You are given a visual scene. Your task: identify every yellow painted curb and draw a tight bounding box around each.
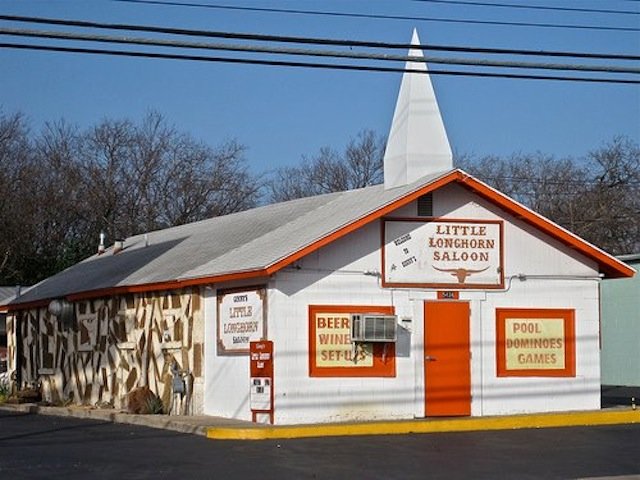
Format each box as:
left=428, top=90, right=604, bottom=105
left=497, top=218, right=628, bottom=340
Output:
left=206, top=409, right=640, bottom=440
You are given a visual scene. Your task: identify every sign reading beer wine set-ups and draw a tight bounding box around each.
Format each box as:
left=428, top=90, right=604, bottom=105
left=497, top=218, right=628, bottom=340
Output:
left=217, top=287, right=266, bottom=354
left=383, top=219, right=503, bottom=288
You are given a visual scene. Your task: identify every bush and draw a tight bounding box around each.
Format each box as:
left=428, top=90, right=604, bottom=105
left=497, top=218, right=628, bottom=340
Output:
left=127, top=386, right=165, bottom=414
left=144, top=395, right=165, bottom=415
left=0, top=373, right=10, bottom=403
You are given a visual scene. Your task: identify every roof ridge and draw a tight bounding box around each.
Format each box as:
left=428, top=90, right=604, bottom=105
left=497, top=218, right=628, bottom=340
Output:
left=228, top=172, right=451, bottom=272
left=124, top=188, right=351, bottom=243
left=177, top=188, right=358, bottom=280
left=255, top=177, right=439, bottom=271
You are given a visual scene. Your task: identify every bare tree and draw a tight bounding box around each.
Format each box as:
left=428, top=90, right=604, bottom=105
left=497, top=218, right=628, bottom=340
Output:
left=0, top=111, right=34, bottom=283
left=158, top=138, right=261, bottom=226
left=267, top=129, right=385, bottom=202
left=32, top=121, right=90, bottom=275
left=458, top=137, right=640, bottom=255
left=579, top=136, right=640, bottom=254
left=79, top=112, right=261, bottom=238
left=0, top=110, right=261, bottom=285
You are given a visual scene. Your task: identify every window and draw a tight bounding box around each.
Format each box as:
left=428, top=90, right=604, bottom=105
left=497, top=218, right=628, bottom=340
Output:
left=496, top=308, right=576, bottom=377
left=417, top=193, right=433, bottom=217
left=308, top=305, right=396, bottom=377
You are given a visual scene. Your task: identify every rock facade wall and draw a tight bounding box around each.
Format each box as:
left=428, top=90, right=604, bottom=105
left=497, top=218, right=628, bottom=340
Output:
left=7, top=288, right=204, bottom=413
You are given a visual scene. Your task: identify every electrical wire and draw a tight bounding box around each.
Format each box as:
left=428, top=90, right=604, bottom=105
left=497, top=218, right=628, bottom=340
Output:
left=468, top=176, right=640, bottom=186
left=3, top=28, right=638, bottom=75
left=410, top=0, right=640, bottom=16
left=2, top=41, right=638, bottom=84
left=108, top=0, right=640, bottom=32
left=1, top=15, right=638, bottom=61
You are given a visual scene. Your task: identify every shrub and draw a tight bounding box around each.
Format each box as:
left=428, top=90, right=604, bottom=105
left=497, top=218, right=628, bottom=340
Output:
left=144, top=395, right=165, bottom=415
left=0, top=373, right=10, bottom=403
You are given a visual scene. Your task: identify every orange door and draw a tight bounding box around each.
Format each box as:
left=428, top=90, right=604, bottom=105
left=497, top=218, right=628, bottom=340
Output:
left=424, top=301, right=471, bottom=417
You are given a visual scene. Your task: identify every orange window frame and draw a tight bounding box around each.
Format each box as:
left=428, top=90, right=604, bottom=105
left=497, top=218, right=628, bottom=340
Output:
left=308, top=305, right=396, bottom=378
left=496, top=308, right=576, bottom=378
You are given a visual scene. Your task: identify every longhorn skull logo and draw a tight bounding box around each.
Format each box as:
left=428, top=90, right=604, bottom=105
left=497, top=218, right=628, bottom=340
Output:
left=432, top=265, right=490, bottom=284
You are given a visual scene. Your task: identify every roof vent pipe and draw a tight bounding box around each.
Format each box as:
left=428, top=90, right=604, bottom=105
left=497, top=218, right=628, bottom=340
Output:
left=98, top=231, right=106, bottom=255
left=113, top=239, right=124, bottom=255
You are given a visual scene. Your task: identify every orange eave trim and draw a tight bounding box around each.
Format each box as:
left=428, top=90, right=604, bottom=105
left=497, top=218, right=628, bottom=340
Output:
left=5, top=172, right=458, bottom=311
left=265, top=171, right=462, bottom=275
left=65, top=269, right=271, bottom=301
left=5, top=269, right=270, bottom=311
left=453, top=172, right=634, bottom=279
left=266, top=169, right=632, bottom=279
left=5, top=169, right=632, bottom=311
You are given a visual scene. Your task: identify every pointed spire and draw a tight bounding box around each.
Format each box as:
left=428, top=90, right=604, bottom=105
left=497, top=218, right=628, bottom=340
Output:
left=383, top=29, right=452, bottom=190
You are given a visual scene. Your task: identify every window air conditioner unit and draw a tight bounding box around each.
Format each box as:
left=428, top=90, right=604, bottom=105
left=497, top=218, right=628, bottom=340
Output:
left=351, top=314, right=397, bottom=342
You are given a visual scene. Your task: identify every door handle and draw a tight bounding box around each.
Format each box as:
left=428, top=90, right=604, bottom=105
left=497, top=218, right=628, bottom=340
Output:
left=425, top=355, right=437, bottom=361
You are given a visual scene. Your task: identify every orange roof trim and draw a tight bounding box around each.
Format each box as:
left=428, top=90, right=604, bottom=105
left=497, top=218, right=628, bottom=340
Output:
left=453, top=171, right=634, bottom=279
left=267, top=169, right=633, bottom=279
left=6, top=170, right=633, bottom=310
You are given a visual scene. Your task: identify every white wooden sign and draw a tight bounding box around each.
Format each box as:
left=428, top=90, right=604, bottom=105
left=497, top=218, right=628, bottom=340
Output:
left=383, top=219, right=503, bottom=288
left=217, top=288, right=266, bottom=354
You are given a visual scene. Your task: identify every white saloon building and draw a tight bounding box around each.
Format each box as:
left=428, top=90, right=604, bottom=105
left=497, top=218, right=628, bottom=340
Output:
left=5, top=32, right=633, bottom=424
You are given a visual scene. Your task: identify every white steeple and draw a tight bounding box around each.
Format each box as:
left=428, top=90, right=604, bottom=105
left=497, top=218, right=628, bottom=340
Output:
left=383, top=29, right=453, bottom=190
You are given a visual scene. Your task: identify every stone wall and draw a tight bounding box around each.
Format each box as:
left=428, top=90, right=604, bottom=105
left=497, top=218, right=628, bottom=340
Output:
left=7, top=287, right=204, bottom=414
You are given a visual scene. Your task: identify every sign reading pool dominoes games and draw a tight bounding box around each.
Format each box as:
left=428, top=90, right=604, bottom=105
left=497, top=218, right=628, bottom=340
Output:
left=505, top=318, right=565, bottom=370
left=383, top=219, right=503, bottom=288
left=496, top=309, right=576, bottom=377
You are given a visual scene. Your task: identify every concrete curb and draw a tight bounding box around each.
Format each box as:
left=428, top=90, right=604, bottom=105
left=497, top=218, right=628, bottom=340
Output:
left=4, top=403, right=640, bottom=441
left=206, top=409, right=640, bottom=440
left=0, top=403, right=208, bottom=436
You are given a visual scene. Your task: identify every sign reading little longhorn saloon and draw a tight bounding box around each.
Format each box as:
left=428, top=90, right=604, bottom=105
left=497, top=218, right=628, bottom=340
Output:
left=218, top=288, right=266, bottom=354
left=383, top=219, right=503, bottom=287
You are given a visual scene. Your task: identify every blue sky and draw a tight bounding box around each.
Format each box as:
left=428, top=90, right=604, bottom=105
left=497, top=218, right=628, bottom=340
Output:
left=0, top=0, right=638, bottom=175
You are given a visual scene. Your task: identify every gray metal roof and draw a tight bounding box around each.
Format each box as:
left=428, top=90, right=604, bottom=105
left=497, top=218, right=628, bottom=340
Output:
left=0, top=287, right=18, bottom=305
left=0, top=286, right=33, bottom=307
left=618, top=253, right=640, bottom=264
left=12, top=171, right=451, bottom=305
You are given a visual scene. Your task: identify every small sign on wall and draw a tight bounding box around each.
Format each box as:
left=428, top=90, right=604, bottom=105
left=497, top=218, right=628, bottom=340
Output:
left=383, top=219, right=504, bottom=289
left=217, top=287, right=266, bottom=354
left=437, top=291, right=459, bottom=300
left=250, top=340, right=274, bottom=423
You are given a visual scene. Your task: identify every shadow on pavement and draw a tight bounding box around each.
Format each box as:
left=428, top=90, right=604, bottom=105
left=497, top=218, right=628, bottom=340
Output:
left=602, top=385, right=640, bottom=409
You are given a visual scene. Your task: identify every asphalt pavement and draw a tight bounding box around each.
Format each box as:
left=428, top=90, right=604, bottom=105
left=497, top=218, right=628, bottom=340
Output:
left=1, top=409, right=640, bottom=479
left=2, top=399, right=640, bottom=440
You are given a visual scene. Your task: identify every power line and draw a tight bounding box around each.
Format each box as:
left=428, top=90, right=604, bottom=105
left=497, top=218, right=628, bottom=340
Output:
left=2, top=41, right=638, bottom=84
left=473, top=176, right=640, bottom=186
left=3, top=28, right=639, bottom=75
left=108, top=0, right=640, bottom=33
left=1, top=15, right=638, bottom=61
left=410, top=0, right=640, bottom=16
